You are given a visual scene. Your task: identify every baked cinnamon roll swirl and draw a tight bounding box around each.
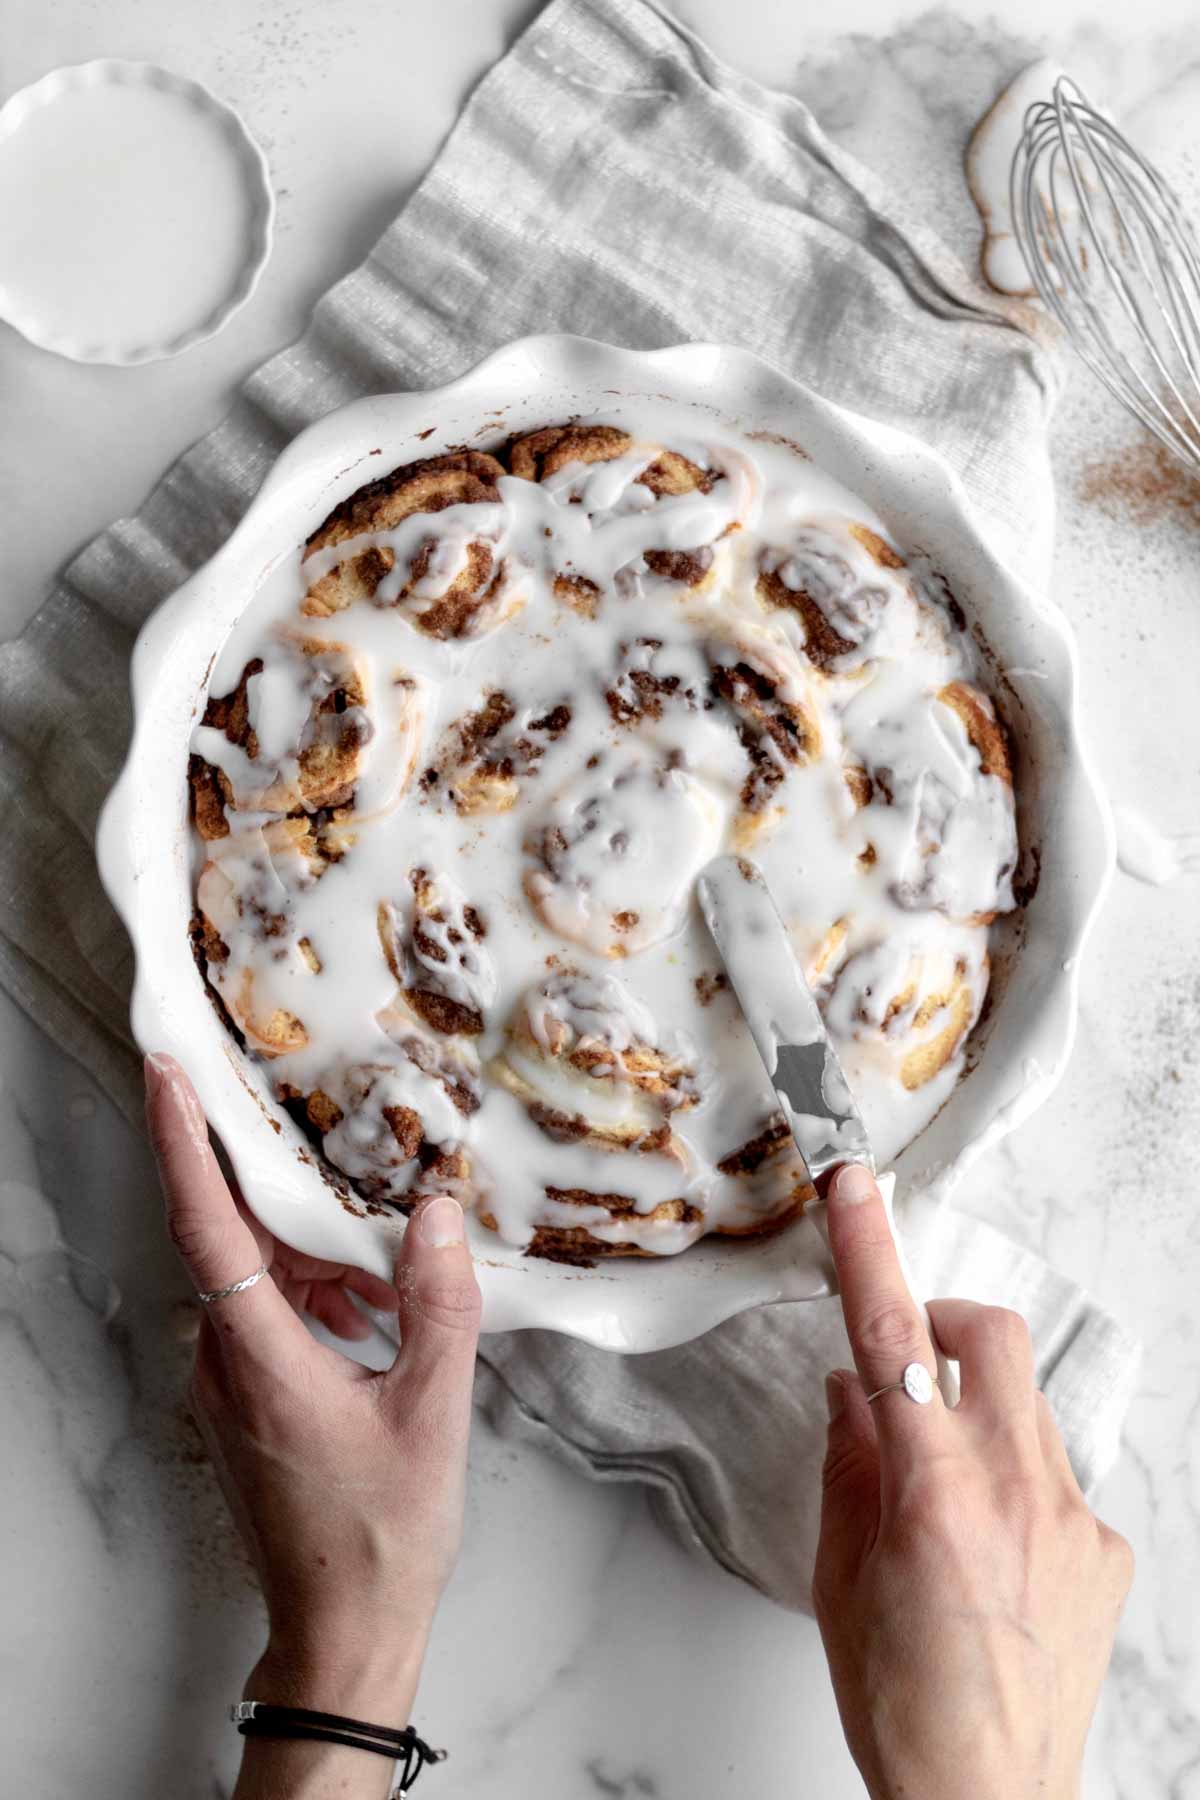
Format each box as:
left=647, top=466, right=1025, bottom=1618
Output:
left=523, top=752, right=724, bottom=957
left=824, top=937, right=985, bottom=1093
left=756, top=517, right=944, bottom=676
left=286, top=1052, right=474, bottom=1209
left=508, top=420, right=754, bottom=608
left=705, top=621, right=822, bottom=836
left=712, top=1114, right=816, bottom=1236
left=493, top=968, right=698, bottom=1151
left=508, top=1192, right=705, bottom=1265
left=605, top=637, right=707, bottom=727
left=418, top=691, right=572, bottom=816
left=845, top=675, right=1016, bottom=923
left=188, top=636, right=394, bottom=838
left=509, top=423, right=720, bottom=517
left=193, top=818, right=328, bottom=1055
left=378, top=868, right=496, bottom=1037
left=301, top=448, right=523, bottom=641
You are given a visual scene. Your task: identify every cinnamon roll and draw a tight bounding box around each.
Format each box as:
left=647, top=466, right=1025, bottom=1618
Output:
left=523, top=752, right=724, bottom=957
left=301, top=449, right=523, bottom=641
left=756, top=517, right=939, bottom=675
left=285, top=1051, right=474, bottom=1209
left=492, top=968, right=698, bottom=1152
left=706, top=620, right=822, bottom=822
left=845, top=675, right=1016, bottom=923
left=508, top=420, right=754, bottom=609
left=193, top=818, right=327, bottom=1055
left=824, top=937, right=985, bottom=1092
left=378, top=868, right=496, bottom=1037
left=188, top=636, right=398, bottom=838
left=712, top=1114, right=816, bottom=1236
left=498, top=1192, right=705, bottom=1266
left=605, top=636, right=707, bottom=727
left=418, top=691, right=573, bottom=816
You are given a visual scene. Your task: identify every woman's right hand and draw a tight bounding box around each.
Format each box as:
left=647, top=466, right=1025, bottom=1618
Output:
left=814, top=1164, right=1133, bottom=1800
left=146, top=1052, right=481, bottom=1798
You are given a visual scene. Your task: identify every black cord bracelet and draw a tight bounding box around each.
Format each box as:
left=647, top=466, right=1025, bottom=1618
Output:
left=231, top=1702, right=447, bottom=1796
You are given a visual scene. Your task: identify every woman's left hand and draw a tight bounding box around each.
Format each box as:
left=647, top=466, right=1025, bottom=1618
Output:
left=145, top=1051, right=482, bottom=1745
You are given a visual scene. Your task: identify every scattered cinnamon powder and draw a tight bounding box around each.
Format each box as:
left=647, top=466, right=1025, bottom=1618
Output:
left=1079, top=433, right=1200, bottom=529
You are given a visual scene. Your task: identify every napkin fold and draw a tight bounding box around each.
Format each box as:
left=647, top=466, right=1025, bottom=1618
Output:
left=0, top=0, right=1138, bottom=1607
left=476, top=1200, right=1141, bottom=1602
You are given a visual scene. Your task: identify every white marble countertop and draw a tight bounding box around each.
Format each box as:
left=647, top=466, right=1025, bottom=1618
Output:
left=2, top=2, right=1198, bottom=1795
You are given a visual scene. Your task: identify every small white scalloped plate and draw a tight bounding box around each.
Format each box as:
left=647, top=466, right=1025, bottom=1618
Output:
left=97, top=336, right=1114, bottom=1352
left=0, top=60, right=274, bottom=364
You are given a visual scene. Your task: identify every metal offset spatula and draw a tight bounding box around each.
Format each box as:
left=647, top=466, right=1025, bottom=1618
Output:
left=696, top=855, right=873, bottom=1187
left=697, top=855, right=956, bottom=1399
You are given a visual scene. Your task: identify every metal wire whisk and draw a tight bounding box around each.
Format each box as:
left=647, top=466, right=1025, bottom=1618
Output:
left=1011, top=75, right=1200, bottom=476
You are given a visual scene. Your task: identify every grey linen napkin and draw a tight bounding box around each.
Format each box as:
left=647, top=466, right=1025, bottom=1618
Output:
left=0, top=0, right=1139, bottom=1606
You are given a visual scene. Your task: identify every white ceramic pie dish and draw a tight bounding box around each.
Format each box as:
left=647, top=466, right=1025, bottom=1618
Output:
left=0, top=61, right=274, bottom=365
left=97, top=335, right=1112, bottom=1352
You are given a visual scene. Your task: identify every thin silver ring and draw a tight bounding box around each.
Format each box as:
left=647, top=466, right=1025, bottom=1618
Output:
left=196, top=1262, right=269, bottom=1305
left=865, top=1361, right=939, bottom=1406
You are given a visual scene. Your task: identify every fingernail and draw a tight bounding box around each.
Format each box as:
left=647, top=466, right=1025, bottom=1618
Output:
left=825, top=1372, right=846, bottom=1421
left=419, top=1196, right=465, bottom=1248
left=144, top=1052, right=173, bottom=1094
left=830, top=1163, right=878, bottom=1206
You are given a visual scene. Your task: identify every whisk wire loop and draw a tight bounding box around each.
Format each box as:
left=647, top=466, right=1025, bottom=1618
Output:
left=1011, top=75, right=1200, bottom=474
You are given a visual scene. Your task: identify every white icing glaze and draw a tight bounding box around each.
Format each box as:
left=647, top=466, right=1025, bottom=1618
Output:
left=967, top=58, right=1064, bottom=297
left=527, top=968, right=661, bottom=1055
left=189, top=407, right=1019, bottom=1255
left=1114, top=806, right=1200, bottom=886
